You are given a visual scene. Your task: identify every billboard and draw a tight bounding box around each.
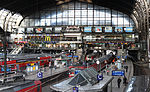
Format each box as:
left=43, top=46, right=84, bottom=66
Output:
left=95, top=27, right=102, bottom=32
left=45, top=27, right=53, bottom=33
left=26, top=28, right=34, bottom=33
left=54, top=27, right=62, bottom=33
left=35, top=28, right=43, bottom=33
left=105, top=27, right=112, bottom=32
left=115, top=27, right=123, bottom=32
left=124, top=27, right=133, bottom=32
left=84, top=27, right=92, bottom=32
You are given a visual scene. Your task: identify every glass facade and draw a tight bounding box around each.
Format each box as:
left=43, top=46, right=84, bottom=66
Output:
left=0, top=9, right=23, bottom=32
left=21, top=1, right=134, bottom=27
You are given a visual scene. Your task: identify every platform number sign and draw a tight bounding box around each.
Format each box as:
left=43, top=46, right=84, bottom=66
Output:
left=73, top=87, right=78, bottom=92
left=97, top=74, right=103, bottom=81
left=37, top=72, right=43, bottom=78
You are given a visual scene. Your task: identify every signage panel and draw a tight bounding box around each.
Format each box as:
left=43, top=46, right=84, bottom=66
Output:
left=26, top=28, right=34, bottom=33
left=54, top=27, right=62, bottom=33
left=84, top=27, right=92, bottom=32
left=105, top=27, right=112, bottom=32
left=45, top=27, right=53, bottom=33
left=35, top=28, right=43, bottom=33
left=112, top=70, right=125, bottom=76
left=95, top=27, right=102, bottom=32
left=124, top=27, right=133, bottom=32
left=115, top=27, right=123, bottom=32
left=73, top=87, right=78, bottom=92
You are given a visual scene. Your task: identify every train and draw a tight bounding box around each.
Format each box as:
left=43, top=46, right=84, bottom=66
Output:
left=69, top=53, right=116, bottom=77
left=0, top=54, right=52, bottom=74
left=0, top=80, right=42, bottom=92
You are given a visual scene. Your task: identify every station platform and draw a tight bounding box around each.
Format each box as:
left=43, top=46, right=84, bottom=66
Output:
left=25, top=67, right=69, bottom=81
left=107, top=59, right=134, bottom=92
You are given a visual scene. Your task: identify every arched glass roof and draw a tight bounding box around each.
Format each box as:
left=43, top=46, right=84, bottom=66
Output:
left=0, top=9, right=23, bottom=32
left=21, top=1, right=134, bottom=27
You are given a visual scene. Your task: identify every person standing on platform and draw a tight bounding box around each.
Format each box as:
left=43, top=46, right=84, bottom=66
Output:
left=123, top=76, right=127, bottom=86
left=117, top=77, right=122, bottom=88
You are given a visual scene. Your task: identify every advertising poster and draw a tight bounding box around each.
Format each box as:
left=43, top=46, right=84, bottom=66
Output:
left=115, top=27, right=123, bottom=32
left=84, top=27, right=92, bottom=32
left=95, top=27, right=102, bottom=32
left=54, top=27, right=62, bottom=33
left=35, top=28, right=43, bottom=33
left=124, top=27, right=133, bottom=32
left=45, top=27, right=53, bottom=33
left=105, top=27, right=112, bottom=32
left=18, top=28, right=25, bottom=33
left=26, top=28, right=34, bottom=33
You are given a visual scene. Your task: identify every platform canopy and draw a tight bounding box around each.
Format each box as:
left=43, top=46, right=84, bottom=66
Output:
left=68, top=67, right=98, bottom=86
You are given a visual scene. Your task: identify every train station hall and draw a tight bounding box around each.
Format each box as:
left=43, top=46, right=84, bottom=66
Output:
left=0, top=0, right=149, bottom=92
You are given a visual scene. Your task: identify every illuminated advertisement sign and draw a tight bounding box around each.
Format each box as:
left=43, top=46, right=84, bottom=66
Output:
left=124, top=27, right=133, bottom=32
left=95, top=27, right=102, bottom=32
left=105, top=27, right=112, bottom=32
left=45, top=27, right=53, bottom=33
left=35, top=28, right=43, bottom=33
left=26, top=28, right=34, bottom=33
left=54, top=27, right=62, bottom=33
left=66, top=26, right=80, bottom=32
left=115, top=27, right=123, bottom=32
left=18, top=28, right=25, bottom=33
left=84, top=27, right=92, bottom=32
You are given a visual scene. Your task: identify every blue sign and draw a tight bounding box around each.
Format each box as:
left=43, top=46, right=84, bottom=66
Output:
left=112, top=70, right=125, bottom=76
left=97, top=74, right=103, bottom=80
left=84, top=27, right=92, bottom=32
left=73, top=87, right=78, bottom=92
left=75, top=70, right=80, bottom=74
left=68, top=55, right=72, bottom=57
left=124, top=27, right=133, bottom=32
left=117, top=56, right=120, bottom=59
left=37, top=72, right=43, bottom=78
left=73, top=55, right=78, bottom=58
left=115, top=27, right=123, bottom=32
left=1, top=67, right=11, bottom=72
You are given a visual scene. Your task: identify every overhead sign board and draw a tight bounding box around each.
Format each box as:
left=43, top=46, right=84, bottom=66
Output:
left=112, top=70, right=125, bottom=76
left=97, top=74, right=103, bottom=80
left=37, top=72, right=43, bottom=78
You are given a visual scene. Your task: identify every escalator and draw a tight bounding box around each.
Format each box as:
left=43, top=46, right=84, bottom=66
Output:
left=9, top=45, right=24, bottom=55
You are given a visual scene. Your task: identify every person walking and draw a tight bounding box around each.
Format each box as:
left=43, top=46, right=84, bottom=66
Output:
left=123, top=76, right=127, bottom=86
left=117, top=77, right=122, bottom=88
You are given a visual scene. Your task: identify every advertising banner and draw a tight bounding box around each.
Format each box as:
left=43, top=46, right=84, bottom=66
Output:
left=124, top=27, right=133, bottom=32
left=45, top=27, right=53, bottom=33
left=105, top=27, right=112, bottom=32
left=26, top=28, right=34, bottom=33
left=115, top=27, right=123, bottom=32
left=84, top=27, right=92, bottom=32
left=95, top=27, right=102, bottom=32
left=35, top=28, right=43, bottom=33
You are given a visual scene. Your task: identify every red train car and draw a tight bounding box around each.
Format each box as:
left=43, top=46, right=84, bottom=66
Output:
left=0, top=80, right=42, bottom=92
left=69, top=53, right=115, bottom=77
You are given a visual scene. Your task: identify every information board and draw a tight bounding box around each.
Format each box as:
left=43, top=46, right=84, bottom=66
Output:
left=112, top=70, right=125, bottom=76
left=84, top=27, right=92, bottom=32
